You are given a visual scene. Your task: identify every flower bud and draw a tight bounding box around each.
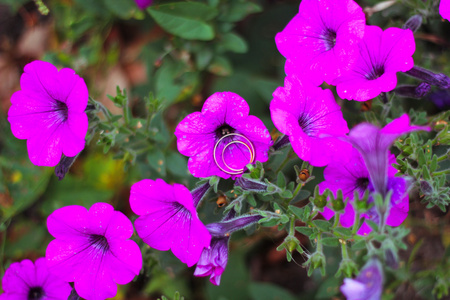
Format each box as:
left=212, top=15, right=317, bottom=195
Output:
left=402, top=15, right=422, bottom=32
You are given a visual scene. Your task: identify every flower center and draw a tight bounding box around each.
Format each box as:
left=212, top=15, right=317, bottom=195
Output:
left=88, top=234, right=110, bottom=253
left=28, top=287, right=44, bottom=300
left=298, top=114, right=311, bottom=134
left=365, top=65, right=385, bottom=80
left=55, top=100, right=69, bottom=122
left=356, top=177, right=370, bottom=192
left=321, top=28, right=337, bottom=51
left=215, top=124, right=235, bottom=138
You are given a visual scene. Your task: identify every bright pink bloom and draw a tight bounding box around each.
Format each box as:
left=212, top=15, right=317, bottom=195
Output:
left=46, top=203, right=142, bottom=300
left=270, top=75, right=350, bottom=166
left=440, top=0, right=450, bottom=21
left=175, top=92, right=272, bottom=179
left=194, top=236, right=229, bottom=286
left=334, top=26, right=415, bottom=101
left=275, top=0, right=365, bottom=86
left=129, top=178, right=211, bottom=267
left=341, top=258, right=383, bottom=300
left=8, top=60, right=88, bottom=166
left=135, top=0, right=153, bottom=9
left=0, top=258, right=71, bottom=300
left=319, top=149, right=409, bottom=235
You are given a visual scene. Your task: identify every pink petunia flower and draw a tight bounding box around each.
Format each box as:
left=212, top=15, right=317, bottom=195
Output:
left=270, top=75, right=350, bottom=167
left=134, top=0, right=153, bottom=10
left=46, top=203, right=142, bottom=300
left=175, top=92, right=272, bottom=179
left=440, top=0, right=450, bottom=21
left=8, top=60, right=88, bottom=167
left=341, top=258, right=383, bottom=300
left=194, top=236, right=229, bottom=286
left=129, top=178, right=211, bottom=267
left=275, top=0, right=365, bottom=86
left=0, top=257, right=71, bottom=300
left=319, top=149, right=409, bottom=235
left=334, top=26, right=415, bottom=101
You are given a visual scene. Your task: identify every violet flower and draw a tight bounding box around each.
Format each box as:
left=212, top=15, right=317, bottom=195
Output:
left=441, top=0, right=450, bottom=21
left=319, top=149, right=409, bottom=235
left=334, top=26, right=415, bottom=101
left=135, top=0, right=153, bottom=10
left=193, top=236, right=229, bottom=286
left=341, top=258, right=383, bottom=300
left=270, top=75, right=351, bottom=166
left=193, top=214, right=262, bottom=285
left=175, top=92, right=272, bottom=179
left=347, top=114, right=429, bottom=197
left=8, top=60, right=88, bottom=166
left=46, top=203, right=142, bottom=300
left=129, top=178, right=211, bottom=267
left=0, top=257, right=71, bottom=300
left=275, top=0, right=365, bottom=86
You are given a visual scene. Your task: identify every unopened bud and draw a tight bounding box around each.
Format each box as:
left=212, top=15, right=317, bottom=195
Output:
left=298, top=169, right=310, bottom=182
left=402, top=15, right=422, bottom=32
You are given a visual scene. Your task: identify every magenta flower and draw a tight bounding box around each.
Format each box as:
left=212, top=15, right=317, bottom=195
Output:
left=319, top=149, right=409, bottom=235
left=334, top=26, right=415, bottom=101
left=129, top=178, right=211, bottom=267
left=441, top=0, right=450, bottom=21
left=46, top=203, right=142, bottom=300
left=275, top=0, right=365, bottom=86
left=347, top=114, right=429, bottom=196
left=193, top=236, right=229, bottom=286
left=341, top=258, right=383, bottom=300
left=8, top=60, right=88, bottom=166
left=175, top=92, right=272, bottom=179
left=270, top=75, right=351, bottom=166
left=135, top=0, right=153, bottom=10
left=0, top=257, right=71, bottom=300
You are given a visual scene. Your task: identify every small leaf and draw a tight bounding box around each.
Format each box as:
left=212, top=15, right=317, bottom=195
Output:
left=322, top=237, right=340, bottom=247
left=295, top=226, right=314, bottom=236
left=333, top=227, right=353, bottom=239
left=280, top=190, right=293, bottom=199
left=289, top=205, right=305, bottom=220
left=276, top=172, right=286, bottom=188
left=312, top=220, right=332, bottom=232
left=351, top=240, right=366, bottom=251
left=365, top=220, right=379, bottom=232
left=217, top=32, right=248, bottom=53
left=148, top=3, right=218, bottom=40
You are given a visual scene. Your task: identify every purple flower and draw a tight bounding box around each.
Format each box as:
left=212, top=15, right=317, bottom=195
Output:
left=270, top=75, right=351, bottom=166
left=341, top=258, right=383, bottom=300
left=129, top=178, right=211, bottom=267
left=193, top=236, right=229, bottom=286
left=0, top=257, right=71, bottom=300
left=46, top=202, right=142, bottom=300
left=8, top=60, right=88, bottom=166
left=135, top=0, right=153, bottom=9
left=319, top=149, right=409, bottom=235
left=175, top=92, right=272, bottom=179
left=441, top=0, right=450, bottom=21
left=347, top=114, right=429, bottom=196
left=275, top=0, right=365, bottom=86
left=334, top=26, right=415, bottom=101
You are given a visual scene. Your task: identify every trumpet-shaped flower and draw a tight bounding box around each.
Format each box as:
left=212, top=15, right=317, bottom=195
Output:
left=175, top=92, right=272, bottom=179
left=319, top=149, right=409, bottom=235
left=275, top=0, right=365, bottom=86
left=8, top=60, right=88, bottom=166
left=129, top=178, right=211, bottom=267
left=46, top=203, right=142, bottom=300
left=341, top=258, right=383, bottom=300
left=441, top=0, right=450, bottom=21
left=135, top=0, right=153, bottom=9
left=194, top=236, right=229, bottom=286
left=334, top=26, right=415, bottom=101
left=0, top=258, right=71, bottom=300
left=270, top=75, right=350, bottom=166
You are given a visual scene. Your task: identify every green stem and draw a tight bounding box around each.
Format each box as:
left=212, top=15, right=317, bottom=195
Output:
left=433, top=169, right=450, bottom=176
left=333, top=212, right=341, bottom=228
left=351, top=212, right=361, bottom=235
left=317, top=232, right=323, bottom=252
left=123, top=95, right=131, bottom=127
left=436, top=153, right=449, bottom=162
left=0, top=219, right=11, bottom=276
left=289, top=215, right=296, bottom=236
left=341, top=241, right=349, bottom=260
left=95, top=100, right=113, bottom=123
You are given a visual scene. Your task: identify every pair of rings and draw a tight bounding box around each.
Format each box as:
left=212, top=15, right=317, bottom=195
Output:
left=213, top=133, right=256, bottom=175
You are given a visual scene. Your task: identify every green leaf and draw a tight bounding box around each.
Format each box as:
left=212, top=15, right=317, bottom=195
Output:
left=365, top=220, right=379, bottom=232
left=166, top=152, right=189, bottom=177
left=148, top=3, right=217, bottom=40
left=101, top=0, right=135, bottom=18
left=276, top=172, right=286, bottom=188
left=333, top=227, right=353, bottom=239
left=295, top=226, right=314, bottom=236
left=351, top=240, right=366, bottom=251
left=312, top=220, right=332, bottom=232
left=217, top=32, right=248, bottom=53
left=289, top=205, right=304, bottom=220
left=147, top=149, right=166, bottom=176
left=219, top=2, right=263, bottom=22
left=280, top=190, right=293, bottom=199
left=322, top=237, right=340, bottom=247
